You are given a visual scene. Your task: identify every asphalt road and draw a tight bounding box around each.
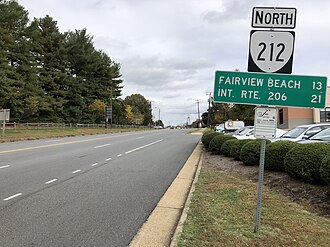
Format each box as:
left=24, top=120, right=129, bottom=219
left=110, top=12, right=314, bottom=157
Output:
left=0, top=129, right=200, bottom=247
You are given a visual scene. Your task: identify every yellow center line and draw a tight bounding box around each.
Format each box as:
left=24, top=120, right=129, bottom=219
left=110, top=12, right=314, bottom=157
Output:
left=0, top=133, right=132, bottom=154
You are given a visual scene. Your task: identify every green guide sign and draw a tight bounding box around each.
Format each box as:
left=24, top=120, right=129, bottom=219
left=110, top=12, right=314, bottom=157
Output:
left=213, top=71, right=327, bottom=108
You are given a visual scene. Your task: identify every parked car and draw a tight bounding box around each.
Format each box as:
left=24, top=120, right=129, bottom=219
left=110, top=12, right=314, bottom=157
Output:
left=229, top=126, right=254, bottom=137
left=272, top=123, right=330, bottom=142
left=234, top=127, right=286, bottom=140
left=297, top=127, right=330, bottom=143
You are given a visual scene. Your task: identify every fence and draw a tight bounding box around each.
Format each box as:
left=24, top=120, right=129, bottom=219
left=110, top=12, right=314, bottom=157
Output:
left=3, top=122, right=149, bottom=130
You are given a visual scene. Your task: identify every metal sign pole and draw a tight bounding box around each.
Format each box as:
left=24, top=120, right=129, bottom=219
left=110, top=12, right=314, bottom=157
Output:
left=254, top=138, right=267, bottom=233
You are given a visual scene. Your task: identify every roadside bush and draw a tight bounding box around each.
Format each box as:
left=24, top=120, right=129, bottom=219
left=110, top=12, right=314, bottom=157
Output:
left=265, top=141, right=300, bottom=171
left=230, top=139, right=253, bottom=161
left=209, top=135, right=236, bottom=155
left=230, top=139, right=253, bottom=160
left=320, top=155, right=330, bottom=184
left=220, top=139, right=238, bottom=157
left=202, top=131, right=221, bottom=151
left=240, top=139, right=270, bottom=166
left=284, top=143, right=330, bottom=183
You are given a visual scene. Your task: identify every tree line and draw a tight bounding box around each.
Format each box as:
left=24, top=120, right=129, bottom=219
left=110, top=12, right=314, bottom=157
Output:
left=0, top=0, right=152, bottom=126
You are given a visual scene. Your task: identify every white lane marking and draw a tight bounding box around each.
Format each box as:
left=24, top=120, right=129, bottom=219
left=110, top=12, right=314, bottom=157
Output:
left=91, top=163, right=99, bottom=167
left=0, top=165, right=10, bottom=169
left=94, top=144, right=111, bottom=149
left=45, top=179, right=58, bottom=184
left=3, top=193, right=22, bottom=201
left=136, top=136, right=145, bottom=139
left=117, top=154, right=122, bottom=157
left=105, top=158, right=112, bottom=161
left=45, top=139, right=63, bottom=143
left=72, top=169, right=81, bottom=174
left=125, top=139, right=163, bottom=154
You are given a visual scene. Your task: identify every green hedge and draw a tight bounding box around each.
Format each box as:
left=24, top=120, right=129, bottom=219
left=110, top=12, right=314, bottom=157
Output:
left=209, top=135, right=236, bottom=155
left=240, top=139, right=270, bottom=166
left=320, top=155, right=330, bottom=184
left=221, top=139, right=238, bottom=157
left=284, top=143, right=330, bottom=183
left=265, top=141, right=300, bottom=171
left=202, top=131, right=221, bottom=151
left=230, top=139, right=253, bottom=160
left=230, top=139, right=253, bottom=161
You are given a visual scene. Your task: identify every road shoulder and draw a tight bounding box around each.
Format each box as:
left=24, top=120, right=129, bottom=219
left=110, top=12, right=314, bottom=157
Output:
left=129, top=140, right=203, bottom=247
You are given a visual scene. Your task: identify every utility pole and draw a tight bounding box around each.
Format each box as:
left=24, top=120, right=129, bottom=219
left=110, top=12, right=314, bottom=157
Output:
left=196, top=99, right=201, bottom=128
left=207, top=93, right=212, bottom=128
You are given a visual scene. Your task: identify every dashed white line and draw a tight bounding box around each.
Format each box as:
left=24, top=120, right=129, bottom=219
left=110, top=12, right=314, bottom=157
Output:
left=72, top=169, right=81, bottom=174
left=91, top=163, right=99, bottom=167
left=136, top=136, right=145, bottom=139
left=0, top=165, right=10, bottom=169
left=117, top=154, right=123, bottom=157
left=94, top=144, right=111, bottom=149
left=45, top=179, right=58, bottom=184
left=105, top=158, right=112, bottom=161
left=125, top=139, right=163, bottom=154
left=3, top=193, right=22, bottom=201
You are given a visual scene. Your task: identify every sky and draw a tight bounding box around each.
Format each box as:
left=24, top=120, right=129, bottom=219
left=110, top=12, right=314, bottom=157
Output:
left=18, top=0, right=330, bottom=126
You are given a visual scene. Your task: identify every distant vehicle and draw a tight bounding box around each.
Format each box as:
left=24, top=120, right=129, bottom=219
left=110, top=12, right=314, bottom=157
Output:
left=272, top=123, right=330, bottom=142
left=234, top=127, right=286, bottom=140
left=297, top=127, right=330, bottom=144
left=153, top=126, right=163, bottom=129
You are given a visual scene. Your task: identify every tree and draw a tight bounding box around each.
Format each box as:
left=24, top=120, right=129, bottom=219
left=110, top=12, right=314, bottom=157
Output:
left=27, top=15, right=69, bottom=122
left=124, top=94, right=151, bottom=126
left=0, top=0, right=30, bottom=120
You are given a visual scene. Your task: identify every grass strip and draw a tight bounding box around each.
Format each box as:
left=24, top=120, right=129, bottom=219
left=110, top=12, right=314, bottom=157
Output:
left=178, top=168, right=330, bottom=247
left=0, top=128, right=150, bottom=143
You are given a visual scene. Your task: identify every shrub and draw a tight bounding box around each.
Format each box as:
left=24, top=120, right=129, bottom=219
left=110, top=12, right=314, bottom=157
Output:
left=209, top=135, right=236, bottom=154
left=240, top=139, right=270, bottom=166
left=202, top=131, right=221, bottom=151
left=265, top=141, right=300, bottom=171
left=284, top=143, right=330, bottom=183
left=221, top=139, right=238, bottom=157
left=320, top=155, right=330, bottom=184
left=230, top=139, right=253, bottom=161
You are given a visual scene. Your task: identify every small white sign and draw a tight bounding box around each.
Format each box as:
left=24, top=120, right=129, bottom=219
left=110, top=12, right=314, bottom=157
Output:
left=0, top=109, right=10, bottom=121
left=254, top=107, right=277, bottom=139
left=249, top=30, right=295, bottom=73
left=252, top=7, right=297, bottom=29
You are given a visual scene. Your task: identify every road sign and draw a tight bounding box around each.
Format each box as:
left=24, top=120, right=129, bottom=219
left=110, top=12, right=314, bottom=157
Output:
left=105, top=106, right=112, bottom=118
left=213, top=71, right=327, bottom=108
left=0, top=109, right=10, bottom=121
left=254, top=107, right=277, bottom=139
left=248, top=30, right=295, bottom=74
left=252, top=7, right=297, bottom=29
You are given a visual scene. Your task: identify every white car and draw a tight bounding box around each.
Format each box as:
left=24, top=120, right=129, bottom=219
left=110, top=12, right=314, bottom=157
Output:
left=296, top=127, right=330, bottom=144
left=234, top=127, right=287, bottom=140
left=272, top=123, right=330, bottom=142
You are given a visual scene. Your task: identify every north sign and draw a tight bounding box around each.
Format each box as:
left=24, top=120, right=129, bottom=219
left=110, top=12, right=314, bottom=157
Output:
left=213, top=71, right=327, bottom=108
left=248, top=30, right=295, bottom=74
left=252, top=7, right=297, bottom=29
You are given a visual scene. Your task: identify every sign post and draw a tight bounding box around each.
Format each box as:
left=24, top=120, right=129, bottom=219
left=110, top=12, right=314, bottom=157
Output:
left=0, top=109, right=10, bottom=135
left=253, top=107, right=277, bottom=232
left=105, top=106, right=113, bottom=128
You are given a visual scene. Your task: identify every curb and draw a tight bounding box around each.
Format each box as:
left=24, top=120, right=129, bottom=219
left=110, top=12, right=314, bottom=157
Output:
left=169, top=145, right=203, bottom=247
left=129, top=141, right=203, bottom=247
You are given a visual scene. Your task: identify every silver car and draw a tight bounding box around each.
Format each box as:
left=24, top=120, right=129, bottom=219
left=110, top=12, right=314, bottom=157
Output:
left=273, top=123, right=330, bottom=142
left=297, top=127, right=330, bottom=143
